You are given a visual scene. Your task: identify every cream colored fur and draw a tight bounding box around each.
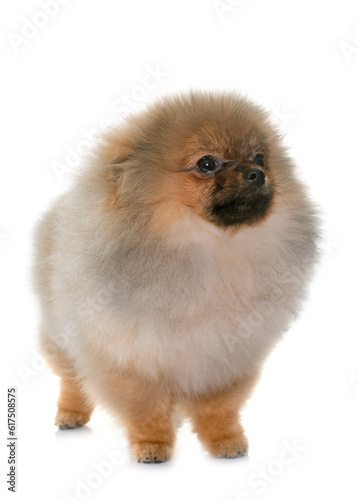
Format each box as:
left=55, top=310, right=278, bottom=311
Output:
left=32, top=92, right=320, bottom=460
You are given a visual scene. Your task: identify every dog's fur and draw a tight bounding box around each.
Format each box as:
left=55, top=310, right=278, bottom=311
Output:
left=33, top=92, right=320, bottom=462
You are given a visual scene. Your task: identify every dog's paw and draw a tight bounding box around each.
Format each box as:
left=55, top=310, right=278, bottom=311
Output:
left=55, top=409, right=91, bottom=430
left=132, top=442, right=173, bottom=463
left=206, top=433, right=249, bottom=459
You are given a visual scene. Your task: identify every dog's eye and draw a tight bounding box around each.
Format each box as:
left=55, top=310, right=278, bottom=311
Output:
left=254, top=154, right=265, bottom=167
left=196, top=156, right=219, bottom=174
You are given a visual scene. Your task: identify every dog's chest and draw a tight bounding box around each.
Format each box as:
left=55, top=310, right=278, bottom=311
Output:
left=96, top=233, right=296, bottom=391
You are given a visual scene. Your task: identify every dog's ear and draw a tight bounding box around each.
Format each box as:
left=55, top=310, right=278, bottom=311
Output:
left=97, top=127, right=134, bottom=165
left=91, top=127, right=134, bottom=208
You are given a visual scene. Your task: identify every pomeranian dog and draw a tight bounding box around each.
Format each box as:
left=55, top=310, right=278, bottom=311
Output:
left=33, top=92, right=319, bottom=463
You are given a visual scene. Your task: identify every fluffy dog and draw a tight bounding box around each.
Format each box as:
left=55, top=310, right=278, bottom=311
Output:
left=33, top=92, right=319, bottom=463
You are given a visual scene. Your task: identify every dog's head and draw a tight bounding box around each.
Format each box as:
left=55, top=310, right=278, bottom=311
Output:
left=97, top=92, right=286, bottom=232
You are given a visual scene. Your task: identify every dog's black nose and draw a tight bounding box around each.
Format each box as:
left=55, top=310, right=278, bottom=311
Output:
left=243, top=168, right=265, bottom=187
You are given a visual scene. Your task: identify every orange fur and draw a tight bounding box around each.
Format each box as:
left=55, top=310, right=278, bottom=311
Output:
left=55, top=377, right=94, bottom=429
left=182, top=375, right=257, bottom=458
left=75, top=356, right=176, bottom=463
left=47, top=337, right=255, bottom=461
left=41, top=340, right=94, bottom=429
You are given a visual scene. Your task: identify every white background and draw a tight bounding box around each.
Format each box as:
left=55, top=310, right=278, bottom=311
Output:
left=1, top=0, right=358, bottom=499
